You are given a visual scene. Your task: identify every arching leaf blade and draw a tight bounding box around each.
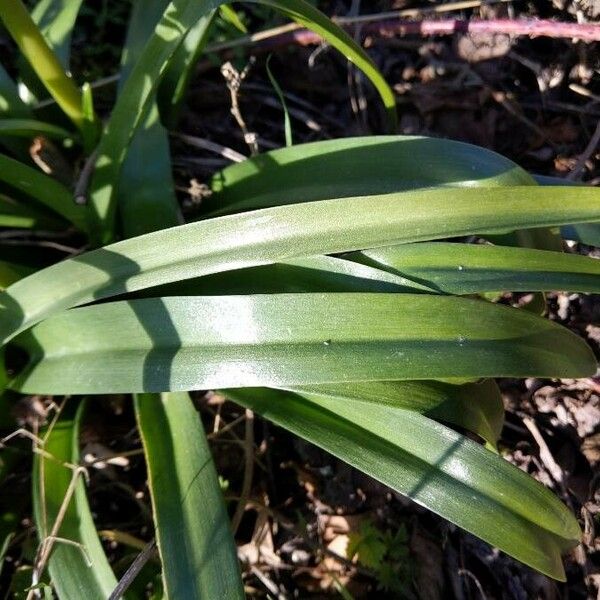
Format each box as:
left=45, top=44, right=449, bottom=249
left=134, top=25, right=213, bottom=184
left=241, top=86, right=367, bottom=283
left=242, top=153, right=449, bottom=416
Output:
left=10, top=294, right=596, bottom=394
left=1, top=186, right=600, bottom=345
left=0, top=154, right=87, bottom=231
left=206, top=135, right=535, bottom=216
left=225, top=387, right=579, bottom=580
left=350, top=242, right=600, bottom=295
left=135, top=392, right=244, bottom=599
left=288, top=379, right=505, bottom=448
left=32, top=400, right=117, bottom=598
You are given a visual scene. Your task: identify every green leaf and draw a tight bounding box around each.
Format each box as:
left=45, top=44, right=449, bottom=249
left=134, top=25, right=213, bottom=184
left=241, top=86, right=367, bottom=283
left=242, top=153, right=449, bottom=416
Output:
left=219, top=5, right=247, bottom=32
left=135, top=392, right=244, bottom=599
left=0, top=0, right=85, bottom=131
left=532, top=174, right=597, bottom=247
left=32, top=400, right=117, bottom=598
left=29, top=0, right=84, bottom=67
left=0, top=195, right=66, bottom=230
left=139, top=255, right=430, bottom=296
left=350, top=242, right=600, bottom=294
left=206, top=136, right=535, bottom=216
left=0, top=64, right=31, bottom=118
left=0, top=154, right=87, bottom=230
left=562, top=223, right=600, bottom=247
left=289, top=379, right=505, bottom=448
left=87, top=0, right=395, bottom=242
left=157, top=10, right=217, bottom=127
left=117, top=0, right=182, bottom=237
left=17, top=0, right=85, bottom=104
left=11, top=293, right=595, bottom=394
left=0, top=119, right=74, bottom=140
left=225, top=387, right=580, bottom=580
left=1, top=185, right=600, bottom=344
left=266, top=55, right=292, bottom=147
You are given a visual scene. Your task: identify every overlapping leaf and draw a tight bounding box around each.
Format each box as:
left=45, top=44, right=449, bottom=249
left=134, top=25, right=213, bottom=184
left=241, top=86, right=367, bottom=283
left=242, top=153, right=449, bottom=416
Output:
left=10, top=293, right=596, bottom=394
left=87, top=0, right=396, bottom=241
left=206, top=135, right=535, bottom=216
left=2, top=185, right=600, bottom=345
left=32, top=401, right=117, bottom=598
left=135, top=393, right=244, bottom=599
left=350, top=242, right=600, bottom=294
left=226, top=387, right=580, bottom=580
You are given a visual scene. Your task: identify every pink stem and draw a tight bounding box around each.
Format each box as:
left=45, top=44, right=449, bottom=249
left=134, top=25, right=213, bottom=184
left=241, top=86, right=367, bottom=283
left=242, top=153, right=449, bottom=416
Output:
left=280, top=19, right=600, bottom=47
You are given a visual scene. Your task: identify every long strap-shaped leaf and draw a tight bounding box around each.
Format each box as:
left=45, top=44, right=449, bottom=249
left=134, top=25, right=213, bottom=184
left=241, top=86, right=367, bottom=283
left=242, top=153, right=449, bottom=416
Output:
left=0, top=119, right=73, bottom=140
left=350, top=242, right=600, bottom=294
left=0, top=0, right=85, bottom=131
left=0, top=196, right=65, bottom=230
left=11, top=293, right=595, bottom=394
left=1, top=186, right=600, bottom=344
left=87, top=0, right=395, bottom=242
left=289, top=379, right=505, bottom=448
left=116, top=0, right=187, bottom=238
left=142, top=244, right=600, bottom=297
left=32, top=401, right=118, bottom=598
left=225, top=387, right=579, bottom=580
left=120, top=7, right=244, bottom=595
left=0, top=155, right=87, bottom=230
left=140, top=255, right=432, bottom=296
left=135, top=393, right=244, bottom=599
left=206, top=135, right=535, bottom=216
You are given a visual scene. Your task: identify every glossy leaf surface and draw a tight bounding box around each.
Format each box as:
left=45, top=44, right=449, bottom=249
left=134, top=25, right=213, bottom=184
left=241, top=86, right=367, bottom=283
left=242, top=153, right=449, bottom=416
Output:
left=11, top=294, right=595, bottom=394
left=226, top=387, right=580, bottom=580
left=135, top=392, right=244, bottom=599
left=2, top=186, right=600, bottom=345
left=351, top=242, right=600, bottom=294
left=32, top=401, right=117, bottom=598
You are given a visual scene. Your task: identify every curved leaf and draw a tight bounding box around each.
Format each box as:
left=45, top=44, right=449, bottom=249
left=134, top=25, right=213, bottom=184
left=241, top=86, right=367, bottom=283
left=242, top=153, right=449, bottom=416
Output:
left=29, top=0, right=84, bottom=67
left=0, top=119, right=74, bottom=140
left=140, top=255, right=430, bottom=296
left=11, top=294, right=596, bottom=394
left=225, top=387, right=579, bottom=580
left=0, top=0, right=85, bottom=131
left=289, top=378, right=505, bottom=448
left=87, top=0, right=395, bottom=241
left=350, top=242, right=600, bottom=294
left=135, top=393, right=244, bottom=599
left=117, top=0, right=184, bottom=237
left=0, top=195, right=65, bottom=230
left=32, top=400, right=117, bottom=598
left=0, top=154, right=87, bottom=230
left=1, top=186, right=600, bottom=344
left=206, top=135, right=535, bottom=216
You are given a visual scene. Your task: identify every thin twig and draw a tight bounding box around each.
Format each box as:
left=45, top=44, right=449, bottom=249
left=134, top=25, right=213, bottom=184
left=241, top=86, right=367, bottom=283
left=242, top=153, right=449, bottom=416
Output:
left=522, top=416, right=571, bottom=503
left=213, top=19, right=600, bottom=58
left=566, top=120, right=600, bottom=181
left=172, top=132, right=246, bottom=162
left=73, top=149, right=99, bottom=205
left=29, top=466, right=89, bottom=597
left=231, top=409, right=255, bottom=534
left=205, top=0, right=515, bottom=54
left=108, top=540, right=157, bottom=600
left=458, top=568, right=488, bottom=599
left=221, top=60, right=259, bottom=156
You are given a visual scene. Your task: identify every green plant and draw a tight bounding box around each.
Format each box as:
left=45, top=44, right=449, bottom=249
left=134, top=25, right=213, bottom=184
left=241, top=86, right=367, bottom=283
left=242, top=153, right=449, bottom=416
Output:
left=0, top=0, right=599, bottom=598
left=347, top=520, right=413, bottom=595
